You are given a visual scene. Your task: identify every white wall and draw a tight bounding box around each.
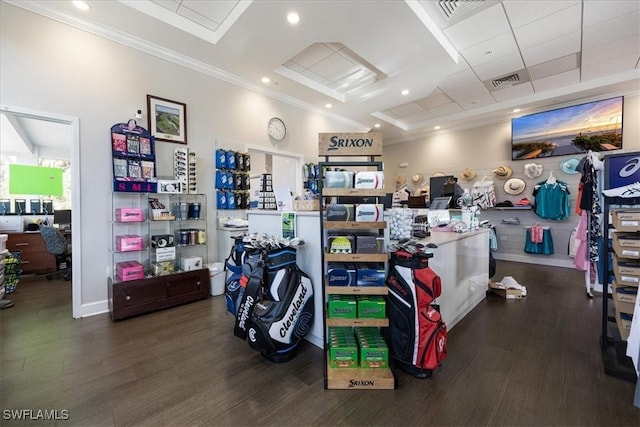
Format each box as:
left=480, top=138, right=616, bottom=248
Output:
left=3, top=3, right=638, bottom=314
left=383, top=95, right=640, bottom=267
left=0, top=4, right=359, bottom=316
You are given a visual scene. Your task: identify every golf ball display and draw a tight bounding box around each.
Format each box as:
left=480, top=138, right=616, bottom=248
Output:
left=389, top=208, right=413, bottom=240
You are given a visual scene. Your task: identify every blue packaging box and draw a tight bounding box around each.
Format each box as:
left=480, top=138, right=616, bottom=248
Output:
left=327, top=263, right=357, bottom=286
left=357, top=263, right=386, bottom=286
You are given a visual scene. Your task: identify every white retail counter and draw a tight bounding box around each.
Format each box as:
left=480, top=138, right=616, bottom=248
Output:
left=415, top=229, right=490, bottom=329
left=247, top=210, right=489, bottom=348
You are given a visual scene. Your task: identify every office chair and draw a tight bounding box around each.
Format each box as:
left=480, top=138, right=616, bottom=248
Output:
left=40, top=226, right=71, bottom=281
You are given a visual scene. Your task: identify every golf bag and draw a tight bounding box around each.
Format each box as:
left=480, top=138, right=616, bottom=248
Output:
left=232, top=246, right=314, bottom=362
left=384, top=249, right=447, bottom=378
left=224, top=234, right=248, bottom=316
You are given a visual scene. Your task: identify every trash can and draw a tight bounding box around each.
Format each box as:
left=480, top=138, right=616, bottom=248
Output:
left=208, top=262, right=225, bottom=296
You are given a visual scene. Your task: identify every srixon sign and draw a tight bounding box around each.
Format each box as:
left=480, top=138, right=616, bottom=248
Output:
left=318, top=132, right=383, bottom=157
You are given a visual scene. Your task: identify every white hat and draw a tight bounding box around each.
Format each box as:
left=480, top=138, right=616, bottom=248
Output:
left=493, top=165, right=513, bottom=179
left=524, top=163, right=543, bottom=179
left=432, top=172, right=445, bottom=177
left=411, top=173, right=424, bottom=184
left=504, top=178, right=526, bottom=195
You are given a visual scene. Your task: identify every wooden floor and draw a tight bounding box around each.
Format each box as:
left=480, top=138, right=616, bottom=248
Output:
left=1, top=261, right=639, bottom=426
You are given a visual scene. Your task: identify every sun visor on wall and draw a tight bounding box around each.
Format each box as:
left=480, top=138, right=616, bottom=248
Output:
left=9, top=165, right=63, bottom=196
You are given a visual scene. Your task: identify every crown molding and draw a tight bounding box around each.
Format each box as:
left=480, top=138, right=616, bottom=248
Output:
left=5, top=0, right=369, bottom=132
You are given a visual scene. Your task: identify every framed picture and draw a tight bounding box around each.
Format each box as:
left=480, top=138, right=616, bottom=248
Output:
left=147, top=95, right=187, bottom=144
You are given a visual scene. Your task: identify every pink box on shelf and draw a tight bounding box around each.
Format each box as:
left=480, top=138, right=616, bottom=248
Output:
left=116, top=261, right=144, bottom=282
left=115, top=208, right=144, bottom=222
left=115, top=235, right=144, bottom=252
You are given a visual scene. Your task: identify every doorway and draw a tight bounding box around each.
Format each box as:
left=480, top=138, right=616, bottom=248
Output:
left=0, top=105, right=82, bottom=318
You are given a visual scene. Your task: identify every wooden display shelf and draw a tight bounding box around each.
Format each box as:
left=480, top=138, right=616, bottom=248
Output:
left=326, top=317, right=389, bottom=327
left=326, top=285, right=388, bottom=295
left=324, top=221, right=387, bottom=230
left=326, top=359, right=396, bottom=390
left=324, top=253, right=388, bottom=262
left=322, top=189, right=387, bottom=197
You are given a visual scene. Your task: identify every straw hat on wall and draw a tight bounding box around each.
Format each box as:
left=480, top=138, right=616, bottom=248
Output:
left=504, top=178, right=526, bottom=195
left=493, top=165, right=513, bottom=179
left=461, top=168, right=476, bottom=181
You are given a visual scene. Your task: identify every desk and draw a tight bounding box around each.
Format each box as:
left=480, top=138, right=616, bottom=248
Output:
left=6, top=232, right=57, bottom=274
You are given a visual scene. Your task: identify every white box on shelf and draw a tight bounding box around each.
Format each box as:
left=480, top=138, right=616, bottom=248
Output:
left=181, top=256, right=203, bottom=271
left=158, top=180, right=182, bottom=194
left=155, top=247, right=176, bottom=262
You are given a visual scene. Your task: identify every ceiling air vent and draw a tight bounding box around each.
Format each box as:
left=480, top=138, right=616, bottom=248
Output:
left=438, top=0, right=488, bottom=21
left=483, top=70, right=530, bottom=92
left=491, top=73, right=520, bottom=88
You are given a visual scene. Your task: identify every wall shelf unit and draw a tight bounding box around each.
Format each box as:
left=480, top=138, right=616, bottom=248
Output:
left=599, top=151, right=639, bottom=383
left=108, top=192, right=209, bottom=321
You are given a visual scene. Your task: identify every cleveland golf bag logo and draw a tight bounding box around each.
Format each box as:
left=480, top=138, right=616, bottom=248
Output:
left=279, top=283, right=309, bottom=338
left=248, top=328, right=257, bottom=342
left=237, top=296, right=254, bottom=331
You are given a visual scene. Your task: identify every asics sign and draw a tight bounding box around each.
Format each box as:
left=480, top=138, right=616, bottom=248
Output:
left=619, top=157, right=640, bottom=178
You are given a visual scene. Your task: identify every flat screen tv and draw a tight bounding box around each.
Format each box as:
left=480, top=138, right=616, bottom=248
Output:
left=511, top=96, right=623, bottom=160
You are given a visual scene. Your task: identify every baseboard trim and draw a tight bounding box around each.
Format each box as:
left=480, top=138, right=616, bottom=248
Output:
left=493, top=253, right=575, bottom=269
left=74, top=300, right=109, bottom=319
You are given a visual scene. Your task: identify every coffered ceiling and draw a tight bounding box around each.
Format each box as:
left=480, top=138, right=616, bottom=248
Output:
left=5, top=0, right=640, bottom=145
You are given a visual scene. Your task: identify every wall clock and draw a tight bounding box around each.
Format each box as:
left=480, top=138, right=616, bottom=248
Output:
left=267, top=117, right=286, bottom=141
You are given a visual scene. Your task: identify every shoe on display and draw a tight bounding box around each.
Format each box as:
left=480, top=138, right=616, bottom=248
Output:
left=602, top=182, right=640, bottom=198
left=0, top=299, right=14, bottom=309
left=501, top=217, right=520, bottom=225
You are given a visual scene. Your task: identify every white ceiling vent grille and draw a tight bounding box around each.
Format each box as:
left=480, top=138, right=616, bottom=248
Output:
left=483, top=70, right=530, bottom=92
left=491, top=73, right=520, bottom=88
left=437, top=0, right=487, bottom=21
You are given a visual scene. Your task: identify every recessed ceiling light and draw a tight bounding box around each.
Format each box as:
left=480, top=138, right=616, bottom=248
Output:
left=261, top=77, right=270, bottom=84
left=325, top=103, right=332, bottom=109
left=512, top=108, right=521, bottom=113
left=374, top=123, right=381, bottom=128
left=72, top=0, right=90, bottom=10
left=401, top=89, right=410, bottom=96
left=287, top=12, right=300, bottom=24
left=434, top=126, right=441, bottom=130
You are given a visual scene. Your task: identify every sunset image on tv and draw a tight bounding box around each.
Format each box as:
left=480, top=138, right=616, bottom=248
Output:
left=511, top=96, right=623, bottom=160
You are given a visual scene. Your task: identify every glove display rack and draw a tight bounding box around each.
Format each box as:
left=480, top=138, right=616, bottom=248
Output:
left=317, top=132, right=395, bottom=390
left=600, top=151, right=640, bottom=383
left=215, top=148, right=250, bottom=210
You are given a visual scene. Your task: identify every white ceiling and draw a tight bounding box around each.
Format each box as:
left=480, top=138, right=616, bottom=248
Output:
left=5, top=0, right=640, bottom=147
left=0, top=112, right=71, bottom=159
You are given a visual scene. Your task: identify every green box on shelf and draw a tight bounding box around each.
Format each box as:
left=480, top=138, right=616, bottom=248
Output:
left=357, top=296, right=386, bottom=318
left=359, top=343, right=389, bottom=369
left=329, top=328, right=358, bottom=368
left=328, top=295, right=356, bottom=318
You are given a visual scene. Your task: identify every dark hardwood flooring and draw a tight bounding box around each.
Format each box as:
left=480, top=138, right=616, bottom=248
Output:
left=1, top=261, right=639, bottom=426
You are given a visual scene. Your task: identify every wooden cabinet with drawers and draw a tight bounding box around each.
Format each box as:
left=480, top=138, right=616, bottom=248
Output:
left=7, top=232, right=56, bottom=274
left=108, top=268, right=209, bottom=320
